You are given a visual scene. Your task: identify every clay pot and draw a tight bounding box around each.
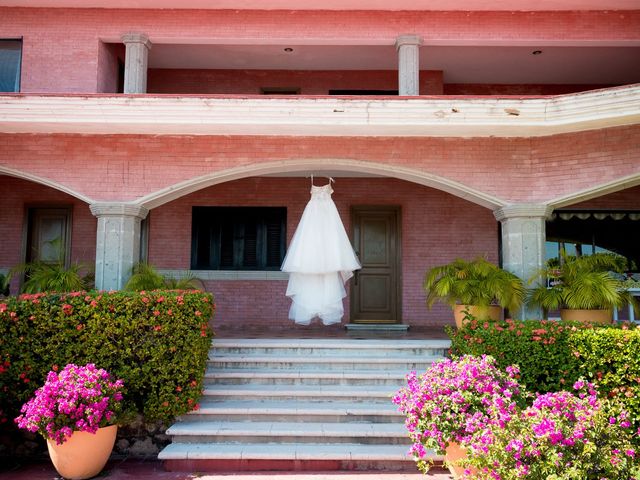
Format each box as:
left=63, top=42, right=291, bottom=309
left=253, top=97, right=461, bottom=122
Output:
left=46, top=425, right=117, bottom=480
left=444, top=442, right=477, bottom=479
left=560, top=308, right=612, bottom=324
left=453, top=305, right=501, bottom=328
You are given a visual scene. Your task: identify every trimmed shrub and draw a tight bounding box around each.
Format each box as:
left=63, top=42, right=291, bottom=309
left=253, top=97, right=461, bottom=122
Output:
left=447, top=318, right=585, bottom=393
left=570, top=326, right=640, bottom=429
left=0, top=290, right=214, bottom=426
left=448, top=319, right=640, bottom=439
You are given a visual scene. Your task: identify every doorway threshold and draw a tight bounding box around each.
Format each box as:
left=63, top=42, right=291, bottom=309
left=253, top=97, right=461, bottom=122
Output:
left=345, top=324, right=410, bottom=332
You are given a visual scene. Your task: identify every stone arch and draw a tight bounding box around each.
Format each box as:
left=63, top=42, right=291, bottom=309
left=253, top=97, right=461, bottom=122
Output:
left=0, top=165, right=94, bottom=204
left=548, top=172, right=640, bottom=209
left=136, top=158, right=506, bottom=210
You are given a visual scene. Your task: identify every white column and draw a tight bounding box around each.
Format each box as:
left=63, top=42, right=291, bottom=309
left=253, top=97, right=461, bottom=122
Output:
left=494, top=204, right=553, bottom=320
left=90, top=203, right=149, bottom=291
left=121, top=33, right=152, bottom=94
left=395, top=35, right=422, bottom=96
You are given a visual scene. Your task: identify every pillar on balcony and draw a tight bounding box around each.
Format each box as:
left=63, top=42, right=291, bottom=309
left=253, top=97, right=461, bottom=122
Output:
left=494, top=204, right=553, bottom=320
left=90, top=203, right=149, bottom=291
left=395, top=35, right=422, bottom=96
left=121, top=33, right=152, bottom=94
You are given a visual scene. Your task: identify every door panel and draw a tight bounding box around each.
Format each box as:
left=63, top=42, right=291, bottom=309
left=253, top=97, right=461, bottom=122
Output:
left=27, top=208, right=71, bottom=265
left=351, top=207, right=401, bottom=324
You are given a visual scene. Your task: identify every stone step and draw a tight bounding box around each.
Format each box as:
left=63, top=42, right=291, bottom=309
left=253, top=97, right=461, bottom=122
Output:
left=201, top=384, right=398, bottom=402
left=210, top=338, right=449, bottom=358
left=208, top=355, right=439, bottom=372
left=167, top=421, right=410, bottom=445
left=160, top=337, right=447, bottom=472
left=205, top=368, right=410, bottom=386
left=159, top=442, right=424, bottom=462
left=185, top=399, right=402, bottom=423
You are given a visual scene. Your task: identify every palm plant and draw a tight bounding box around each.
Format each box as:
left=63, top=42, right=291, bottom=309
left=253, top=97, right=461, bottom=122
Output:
left=124, top=262, right=204, bottom=291
left=10, top=260, right=93, bottom=293
left=528, top=253, right=636, bottom=312
left=0, top=272, right=10, bottom=296
left=424, top=257, right=525, bottom=313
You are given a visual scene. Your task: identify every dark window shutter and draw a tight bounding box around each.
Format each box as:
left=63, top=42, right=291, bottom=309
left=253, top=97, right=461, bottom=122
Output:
left=191, top=207, right=286, bottom=271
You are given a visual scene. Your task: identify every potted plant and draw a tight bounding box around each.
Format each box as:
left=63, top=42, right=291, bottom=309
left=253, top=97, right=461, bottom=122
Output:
left=393, top=355, right=527, bottom=477
left=465, top=381, right=640, bottom=479
left=528, top=253, right=636, bottom=324
left=15, top=363, right=124, bottom=480
left=423, top=257, right=525, bottom=328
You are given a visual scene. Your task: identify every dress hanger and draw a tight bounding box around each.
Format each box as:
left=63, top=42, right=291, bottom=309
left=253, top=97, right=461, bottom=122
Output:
left=309, top=175, right=334, bottom=186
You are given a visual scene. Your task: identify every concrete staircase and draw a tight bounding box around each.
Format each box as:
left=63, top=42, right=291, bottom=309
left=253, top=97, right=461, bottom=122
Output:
left=159, top=338, right=448, bottom=472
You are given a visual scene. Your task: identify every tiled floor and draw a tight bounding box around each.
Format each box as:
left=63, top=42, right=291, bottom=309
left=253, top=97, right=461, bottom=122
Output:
left=214, top=325, right=449, bottom=340
left=0, top=459, right=453, bottom=479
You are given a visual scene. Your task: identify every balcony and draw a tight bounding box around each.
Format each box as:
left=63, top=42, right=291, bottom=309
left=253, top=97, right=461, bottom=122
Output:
left=0, top=84, right=639, bottom=137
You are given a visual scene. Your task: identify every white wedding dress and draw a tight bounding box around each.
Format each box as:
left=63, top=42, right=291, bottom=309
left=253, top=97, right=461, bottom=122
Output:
left=281, top=183, right=361, bottom=325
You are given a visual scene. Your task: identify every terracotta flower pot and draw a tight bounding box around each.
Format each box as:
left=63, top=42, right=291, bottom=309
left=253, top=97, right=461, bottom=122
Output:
left=453, top=304, right=501, bottom=328
left=444, top=442, right=477, bottom=479
left=46, top=425, right=117, bottom=480
left=560, top=308, right=612, bottom=324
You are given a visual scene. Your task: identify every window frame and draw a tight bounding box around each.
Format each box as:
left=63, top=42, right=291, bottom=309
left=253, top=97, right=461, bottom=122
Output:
left=190, top=206, right=286, bottom=271
left=0, top=38, right=23, bottom=93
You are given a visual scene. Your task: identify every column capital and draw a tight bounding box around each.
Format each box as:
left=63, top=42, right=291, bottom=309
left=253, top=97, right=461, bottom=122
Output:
left=121, top=33, right=152, bottom=50
left=90, top=203, right=149, bottom=219
left=395, top=35, right=423, bottom=50
left=493, top=204, right=553, bottom=222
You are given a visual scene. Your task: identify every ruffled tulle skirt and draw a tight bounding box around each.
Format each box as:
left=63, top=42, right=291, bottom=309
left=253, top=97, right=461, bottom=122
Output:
left=282, top=189, right=361, bottom=325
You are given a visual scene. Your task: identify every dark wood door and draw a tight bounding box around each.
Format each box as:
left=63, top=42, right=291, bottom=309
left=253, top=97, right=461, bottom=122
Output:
left=26, top=208, right=71, bottom=264
left=351, top=207, right=401, bottom=324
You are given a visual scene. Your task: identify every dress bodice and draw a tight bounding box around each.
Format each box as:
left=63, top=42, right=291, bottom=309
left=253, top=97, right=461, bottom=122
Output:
left=310, top=184, right=334, bottom=198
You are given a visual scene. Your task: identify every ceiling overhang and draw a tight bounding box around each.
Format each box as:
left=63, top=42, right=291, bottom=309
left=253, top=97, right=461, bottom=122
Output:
left=0, top=85, right=639, bottom=138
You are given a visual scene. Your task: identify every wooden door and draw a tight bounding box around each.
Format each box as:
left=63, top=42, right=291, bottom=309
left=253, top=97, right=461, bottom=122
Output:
left=350, top=206, right=401, bottom=324
left=26, top=208, right=71, bottom=264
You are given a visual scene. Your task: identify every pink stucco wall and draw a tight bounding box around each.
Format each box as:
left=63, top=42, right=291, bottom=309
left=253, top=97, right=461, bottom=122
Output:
left=1, top=8, right=638, bottom=93
left=1, top=125, right=639, bottom=206
left=147, top=177, right=499, bottom=327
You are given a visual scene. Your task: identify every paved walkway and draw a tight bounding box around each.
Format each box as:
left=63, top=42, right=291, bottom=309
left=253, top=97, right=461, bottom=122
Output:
left=0, top=459, right=453, bottom=479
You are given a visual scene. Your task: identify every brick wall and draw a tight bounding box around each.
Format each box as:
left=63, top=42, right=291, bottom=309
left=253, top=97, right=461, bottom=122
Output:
left=0, top=175, right=96, bottom=292
left=1, top=125, right=639, bottom=206
left=148, top=177, right=499, bottom=328
left=148, top=69, right=444, bottom=95
left=1, top=8, right=638, bottom=93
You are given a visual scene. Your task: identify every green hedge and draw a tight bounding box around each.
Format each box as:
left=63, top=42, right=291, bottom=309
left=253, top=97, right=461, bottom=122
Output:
left=447, top=318, right=584, bottom=392
left=448, top=319, right=640, bottom=434
left=0, top=290, right=214, bottom=425
left=570, top=327, right=640, bottom=428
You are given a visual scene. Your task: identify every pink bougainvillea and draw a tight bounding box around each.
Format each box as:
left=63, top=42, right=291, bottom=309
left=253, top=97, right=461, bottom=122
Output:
left=15, top=363, right=124, bottom=445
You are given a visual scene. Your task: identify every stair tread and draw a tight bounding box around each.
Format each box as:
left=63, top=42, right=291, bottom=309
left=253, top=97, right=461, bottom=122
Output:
left=203, top=384, right=399, bottom=397
left=159, top=442, right=430, bottom=461
left=212, top=338, right=450, bottom=349
left=168, top=420, right=407, bottom=437
left=205, top=369, right=412, bottom=379
left=189, top=399, right=401, bottom=415
left=209, top=354, right=440, bottom=363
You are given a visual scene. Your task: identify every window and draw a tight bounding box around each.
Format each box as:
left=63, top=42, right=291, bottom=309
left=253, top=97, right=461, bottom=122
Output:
left=0, top=39, right=22, bottom=92
left=191, top=207, right=286, bottom=270
left=260, top=87, right=301, bottom=95
left=329, top=89, right=398, bottom=95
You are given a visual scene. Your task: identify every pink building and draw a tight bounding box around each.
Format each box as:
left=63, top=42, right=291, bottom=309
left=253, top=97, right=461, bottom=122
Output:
left=1, top=1, right=639, bottom=329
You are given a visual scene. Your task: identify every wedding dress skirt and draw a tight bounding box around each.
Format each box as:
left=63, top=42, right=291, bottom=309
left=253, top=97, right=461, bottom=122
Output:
left=281, top=184, right=361, bottom=325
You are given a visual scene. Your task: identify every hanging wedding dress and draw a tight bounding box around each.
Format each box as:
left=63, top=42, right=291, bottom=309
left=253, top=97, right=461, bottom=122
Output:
left=281, top=180, right=361, bottom=325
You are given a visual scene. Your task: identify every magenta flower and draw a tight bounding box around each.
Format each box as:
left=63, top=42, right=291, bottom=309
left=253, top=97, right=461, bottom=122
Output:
left=15, top=363, right=124, bottom=445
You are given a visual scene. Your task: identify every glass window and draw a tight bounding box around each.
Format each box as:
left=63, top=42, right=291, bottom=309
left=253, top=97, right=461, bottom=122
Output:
left=0, top=39, right=22, bottom=92
left=191, top=207, right=286, bottom=270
